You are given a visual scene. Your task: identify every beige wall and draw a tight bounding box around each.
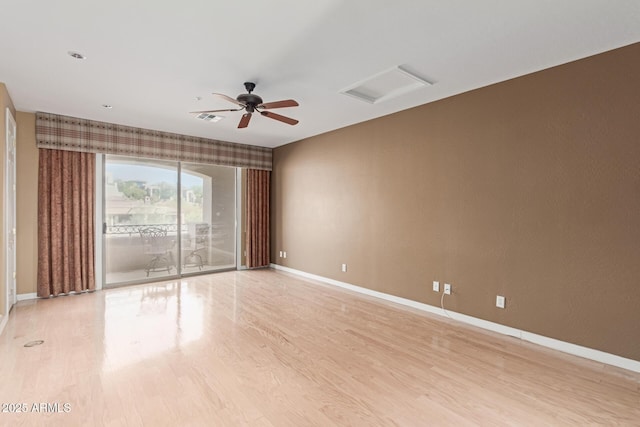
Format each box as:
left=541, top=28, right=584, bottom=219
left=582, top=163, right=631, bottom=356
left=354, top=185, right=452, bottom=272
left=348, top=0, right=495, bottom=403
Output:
left=0, top=83, right=16, bottom=317
left=16, top=112, right=37, bottom=295
left=272, top=43, right=640, bottom=361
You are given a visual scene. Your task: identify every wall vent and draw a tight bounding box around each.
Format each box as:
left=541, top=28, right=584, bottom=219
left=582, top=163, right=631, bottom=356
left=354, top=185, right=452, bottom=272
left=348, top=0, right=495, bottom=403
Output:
left=340, top=66, right=432, bottom=104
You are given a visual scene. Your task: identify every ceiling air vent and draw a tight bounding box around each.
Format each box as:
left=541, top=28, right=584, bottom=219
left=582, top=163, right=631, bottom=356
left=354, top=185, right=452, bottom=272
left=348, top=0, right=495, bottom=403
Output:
left=195, top=113, right=223, bottom=122
left=341, top=66, right=432, bottom=104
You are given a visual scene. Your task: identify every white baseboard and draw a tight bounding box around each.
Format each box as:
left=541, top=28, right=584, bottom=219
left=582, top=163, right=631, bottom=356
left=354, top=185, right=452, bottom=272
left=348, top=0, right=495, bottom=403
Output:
left=17, top=293, right=37, bottom=301
left=270, top=263, right=640, bottom=374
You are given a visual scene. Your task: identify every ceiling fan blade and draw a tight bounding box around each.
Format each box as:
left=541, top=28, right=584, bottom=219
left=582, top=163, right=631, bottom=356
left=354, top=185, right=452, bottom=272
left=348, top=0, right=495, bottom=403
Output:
left=258, top=99, right=299, bottom=109
left=260, top=111, right=299, bottom=125
left=190, top=108, right=243, bottom=114
left=213, top=93, right=245, bottom=107
left=238, top=113, right=252, bottom=128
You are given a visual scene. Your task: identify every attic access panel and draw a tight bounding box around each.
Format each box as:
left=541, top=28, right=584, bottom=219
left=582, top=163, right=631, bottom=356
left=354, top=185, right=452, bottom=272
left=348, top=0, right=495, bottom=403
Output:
left=341, top=66, right=432, bottom=104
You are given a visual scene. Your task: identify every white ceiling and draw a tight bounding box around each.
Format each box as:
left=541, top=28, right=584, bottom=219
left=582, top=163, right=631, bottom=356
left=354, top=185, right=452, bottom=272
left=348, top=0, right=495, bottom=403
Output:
left=1, top=1, right=639, bottom=148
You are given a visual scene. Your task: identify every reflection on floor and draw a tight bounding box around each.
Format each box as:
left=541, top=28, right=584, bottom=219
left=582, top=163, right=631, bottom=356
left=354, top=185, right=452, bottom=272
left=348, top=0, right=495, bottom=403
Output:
left=1, top=270, right=639, bottom=426
left=106, top=263, right=236, bottom=284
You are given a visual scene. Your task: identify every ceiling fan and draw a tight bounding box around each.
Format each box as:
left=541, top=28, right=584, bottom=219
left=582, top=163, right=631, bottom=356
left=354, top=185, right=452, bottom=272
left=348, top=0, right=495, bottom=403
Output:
left=191, top=82, right=299, bottom=129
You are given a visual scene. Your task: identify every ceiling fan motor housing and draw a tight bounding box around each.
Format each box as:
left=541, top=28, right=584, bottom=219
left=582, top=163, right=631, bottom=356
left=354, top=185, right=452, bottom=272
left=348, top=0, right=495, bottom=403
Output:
left=237, top=93, right=263, bottom=112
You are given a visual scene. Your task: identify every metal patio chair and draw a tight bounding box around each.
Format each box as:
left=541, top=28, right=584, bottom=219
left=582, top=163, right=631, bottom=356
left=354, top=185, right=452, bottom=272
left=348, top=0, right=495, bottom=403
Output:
left=138, top=226, right=175, bottom=276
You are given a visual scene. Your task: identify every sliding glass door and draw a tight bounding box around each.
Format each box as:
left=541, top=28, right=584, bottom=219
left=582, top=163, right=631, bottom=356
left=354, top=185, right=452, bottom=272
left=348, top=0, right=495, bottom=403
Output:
left=180, top=163, right=236, bottom=274
left=103, top=155, right=236, bottom=286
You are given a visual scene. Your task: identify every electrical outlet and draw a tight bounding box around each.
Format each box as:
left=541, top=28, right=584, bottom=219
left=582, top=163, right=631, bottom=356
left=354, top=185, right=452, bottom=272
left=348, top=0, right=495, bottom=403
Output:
left=283, top=251, right=287, bottom=259
left=432, top=281, right=440, bottom=292
left=341, top=263, right=347, bottom=272
left=496, top=295, right=506, bottom=309
left=444, top=283, right=451, bottom=295
left=279, top=251, right=283, bottom=258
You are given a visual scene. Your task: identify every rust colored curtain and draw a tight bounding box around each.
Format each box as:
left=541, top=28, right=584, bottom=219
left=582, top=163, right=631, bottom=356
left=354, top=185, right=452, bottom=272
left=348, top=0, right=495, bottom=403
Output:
left=38, top=148, right=95, bottom=297
left=246, top=169, right=270, bottom=268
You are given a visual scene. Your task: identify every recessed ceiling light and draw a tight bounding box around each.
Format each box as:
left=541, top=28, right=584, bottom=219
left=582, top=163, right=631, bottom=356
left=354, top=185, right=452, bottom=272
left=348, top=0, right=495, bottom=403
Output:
left=68, top=51, right=86, bottom=60
left=102, top=104, right=113, bottom=109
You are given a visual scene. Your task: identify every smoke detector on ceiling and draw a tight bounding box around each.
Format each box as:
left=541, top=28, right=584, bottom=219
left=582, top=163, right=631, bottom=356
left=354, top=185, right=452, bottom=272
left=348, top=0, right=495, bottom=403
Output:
left=68, top=51, right=86, bottom=60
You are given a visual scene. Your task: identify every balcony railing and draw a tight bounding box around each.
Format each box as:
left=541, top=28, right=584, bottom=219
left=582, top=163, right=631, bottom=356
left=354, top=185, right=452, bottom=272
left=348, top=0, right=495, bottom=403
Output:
left=104, top=223, right=234, bottom=278
left=105, top=223, right=187, bottom=235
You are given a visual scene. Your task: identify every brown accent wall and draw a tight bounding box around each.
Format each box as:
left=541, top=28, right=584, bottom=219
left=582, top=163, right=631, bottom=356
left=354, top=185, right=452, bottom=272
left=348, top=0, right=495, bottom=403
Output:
left=16, top=112, right=38, bottom=295
left=271, top=43, right=640, bottom=361
left=0, top=83, right=16, bottom=317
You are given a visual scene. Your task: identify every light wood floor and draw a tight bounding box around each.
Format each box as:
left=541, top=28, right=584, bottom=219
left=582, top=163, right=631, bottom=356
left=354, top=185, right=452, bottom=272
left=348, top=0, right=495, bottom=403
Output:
left=1, top=270, right=639, bottom=426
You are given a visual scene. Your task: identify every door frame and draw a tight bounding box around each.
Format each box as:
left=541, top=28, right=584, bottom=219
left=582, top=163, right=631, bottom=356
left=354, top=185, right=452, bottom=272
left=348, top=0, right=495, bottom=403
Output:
left=4, top=108, right=17, bottom=314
